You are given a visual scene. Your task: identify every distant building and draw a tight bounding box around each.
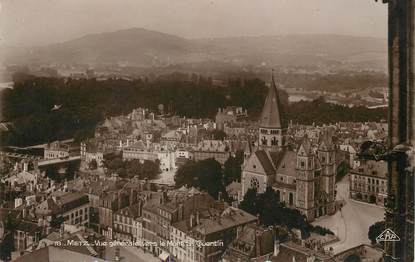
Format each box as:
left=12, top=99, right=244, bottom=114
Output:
left=215, top=106, right=248, bottom=130
left=349, top=160, right=388, bottom=206
left=44, top=141, right=78, bottom=160
left=80, top=139, right=115, bottom=167
left=122, top=141, right=176, bottom=171
left=193, top=140, right=230, bottom=165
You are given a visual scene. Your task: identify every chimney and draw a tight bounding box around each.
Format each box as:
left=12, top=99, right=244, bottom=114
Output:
left=274, top=239, right=280, bottom=257
left=23, top=162, right=29, bottom=172
left=255, top=230, right=262, bottom=256
left=129, top=188, right=134, bottom=206
left=190, top=213, right=195, bottom=227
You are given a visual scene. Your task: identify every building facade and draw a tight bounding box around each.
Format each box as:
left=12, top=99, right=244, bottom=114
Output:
left=349, top=160, right=388, bottom=206
left=241, top=75, right=336, bottom=222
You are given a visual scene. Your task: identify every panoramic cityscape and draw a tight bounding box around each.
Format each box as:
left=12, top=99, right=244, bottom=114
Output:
left=0, top=1, right=413, bottom=262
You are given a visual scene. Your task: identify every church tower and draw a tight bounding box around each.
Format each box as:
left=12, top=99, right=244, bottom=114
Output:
left=258, top=73, right=287, bottom=151
left=295, top=136, right=317, bottom=221
left=317, top=130, right=336, bottom=215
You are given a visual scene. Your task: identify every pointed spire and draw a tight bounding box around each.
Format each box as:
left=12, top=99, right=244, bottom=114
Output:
left=260, top=70, right=285, bottom=128
left=299, top=134, right=313, bottom=156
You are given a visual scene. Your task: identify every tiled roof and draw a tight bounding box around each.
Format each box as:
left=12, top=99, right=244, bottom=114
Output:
left=192, top=207, right=257, bottom=236
left=14, top=246, right=105, bottom=262
left=259, top=74, right=285, bottom=129
left=255, top=150, right=276, bottom=175
left=276, top=151, right=297, bottom=178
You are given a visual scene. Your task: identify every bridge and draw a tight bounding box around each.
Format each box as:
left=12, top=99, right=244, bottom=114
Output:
left=0, top=151, right=43, bottom=161
left=37, top=156, right=81, bottom=167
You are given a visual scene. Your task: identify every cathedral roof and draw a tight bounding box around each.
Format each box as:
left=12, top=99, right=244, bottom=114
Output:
left=259, top=73, right=285, bottom=129
left=318, top=129, right=335, bottom=151
left=276, top=151, right=297, bottom=178
left=255, top=150, right=276, bottom=175
left=298, top=135, right=313, bottom=156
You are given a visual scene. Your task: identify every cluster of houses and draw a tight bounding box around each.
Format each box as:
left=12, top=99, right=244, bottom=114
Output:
left=0, top=77, right=388, bottom=261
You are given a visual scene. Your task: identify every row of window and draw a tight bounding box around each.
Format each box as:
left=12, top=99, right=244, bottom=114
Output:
left=260, top=129, right=281, bottom=135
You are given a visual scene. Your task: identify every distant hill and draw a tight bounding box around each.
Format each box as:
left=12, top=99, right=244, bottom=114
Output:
left=4, top=28, right=387, bottom=70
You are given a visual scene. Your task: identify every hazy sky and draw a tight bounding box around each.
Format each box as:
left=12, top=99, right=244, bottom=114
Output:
left=0, top=0, right=387, bottom=46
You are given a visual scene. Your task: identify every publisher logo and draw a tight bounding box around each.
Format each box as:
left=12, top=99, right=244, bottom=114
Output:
left=376, top=229, right=400, bottom=243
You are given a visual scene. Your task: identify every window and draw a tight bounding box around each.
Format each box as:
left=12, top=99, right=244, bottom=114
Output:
left=250, top=177, right=260, bottom=189
left=301, top=161, right=305, bottom=167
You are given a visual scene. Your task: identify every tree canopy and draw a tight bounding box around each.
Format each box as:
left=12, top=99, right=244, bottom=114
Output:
left=368, top=220, right=385, bottom=245
left=175, top=158, right=225, bottom=199
left=103, top=154, right=160, bottom=180
left=1, top=75, right=386, bottom=147
left=239, top=187, right=334, bottom=239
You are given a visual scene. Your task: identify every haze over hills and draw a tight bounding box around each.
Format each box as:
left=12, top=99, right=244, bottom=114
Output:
left=3, top=28, right=387, bottom=70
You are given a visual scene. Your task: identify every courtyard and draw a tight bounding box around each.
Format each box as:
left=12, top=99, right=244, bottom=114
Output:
left=313, top=174, right=385, bottom=253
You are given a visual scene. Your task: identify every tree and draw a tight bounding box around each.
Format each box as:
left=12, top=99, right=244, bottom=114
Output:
left=369, top=195, right=377, bottom=204
left=239, top=186, right=332, bottom=238
left=88, top=159, right=98, bottom=170
left=175, top=160, right=198, bottom=188
left=210, top=130, right=227, bottom=140
left=140, top=160, right=161, bottom=179
left=368, top=221, right=385, bottom=245
left=336, top=161, right=349, bottom=182
left=239, top=188, right=258, bottom=215
left=195, top=158, right=224, bottom=199
left=344, top=254, right=362, bottom=262
left=174, top=158, right=224, bottom=199
left=223, top=151, right=244, bottom=185
left=0, top=212, right=17, bottom=261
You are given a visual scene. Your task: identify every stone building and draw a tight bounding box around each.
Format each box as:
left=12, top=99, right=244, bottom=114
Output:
left=241, top=75, right=336, bottom=222
left=215, top=106, right=248, bottom=130
left=349, top=160, right=388, bottom=206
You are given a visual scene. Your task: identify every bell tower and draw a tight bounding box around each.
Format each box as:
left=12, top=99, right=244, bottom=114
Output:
left=318, top=130, right=336, bottom=216
left=258, top=72, right=287, bottom=151
left=295, top=136, right=317, bottom=221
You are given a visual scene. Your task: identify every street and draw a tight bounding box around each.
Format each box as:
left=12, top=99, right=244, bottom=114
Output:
left=313, top=174, right=384, bottom=253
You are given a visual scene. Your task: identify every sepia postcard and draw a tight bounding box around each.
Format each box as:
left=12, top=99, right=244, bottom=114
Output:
left=0, top=1, right=413, bottom=261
